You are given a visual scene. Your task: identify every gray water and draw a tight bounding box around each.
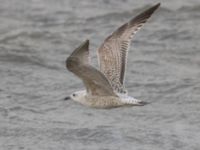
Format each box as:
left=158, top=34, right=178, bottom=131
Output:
left=0, top=0, right=200, bottom=150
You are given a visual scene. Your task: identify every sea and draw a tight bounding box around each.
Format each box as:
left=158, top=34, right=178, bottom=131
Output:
left=0, top=0, right=200, bottom=149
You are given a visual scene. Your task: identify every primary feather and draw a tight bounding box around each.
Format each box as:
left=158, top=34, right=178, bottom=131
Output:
left=97, top=3, right=160, bottom=94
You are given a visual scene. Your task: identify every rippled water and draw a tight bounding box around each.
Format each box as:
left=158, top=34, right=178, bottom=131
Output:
left=0, top=0, right=200, bottom=149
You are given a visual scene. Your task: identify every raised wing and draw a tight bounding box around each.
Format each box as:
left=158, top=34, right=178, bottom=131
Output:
left=98, top=3, right=160, bottom=94
left=66, top=40, right=117, bottom=96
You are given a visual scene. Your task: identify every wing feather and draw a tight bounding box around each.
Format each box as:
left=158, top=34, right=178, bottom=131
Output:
left=98, top=3, right=160, bottom=94
left=66, top=40, right=117, bottom=96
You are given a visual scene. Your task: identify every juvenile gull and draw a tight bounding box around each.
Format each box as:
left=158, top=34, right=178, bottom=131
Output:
left=65, top=3, right=160, bottom=108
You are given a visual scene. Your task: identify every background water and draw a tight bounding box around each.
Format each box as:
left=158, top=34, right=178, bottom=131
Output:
left=0, top=0, right=200, bottom=150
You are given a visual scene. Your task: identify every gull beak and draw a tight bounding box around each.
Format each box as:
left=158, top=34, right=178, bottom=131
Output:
left=64, top=96, right=71, bottom=100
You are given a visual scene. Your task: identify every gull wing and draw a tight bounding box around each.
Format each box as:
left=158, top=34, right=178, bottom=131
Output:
left=66, top=40, right=117, bottom=96
left=97, top=3, right=160, bottom=94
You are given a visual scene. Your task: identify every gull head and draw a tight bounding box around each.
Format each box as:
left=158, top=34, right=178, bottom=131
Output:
left=65, top=90, right=86, bottom=102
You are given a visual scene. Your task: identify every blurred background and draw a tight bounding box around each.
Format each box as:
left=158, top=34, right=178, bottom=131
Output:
left=0, top=0, right=200, bottom=150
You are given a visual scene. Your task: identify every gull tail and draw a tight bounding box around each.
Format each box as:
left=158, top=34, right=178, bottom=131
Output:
left=121, top=97, right=148, bottom=106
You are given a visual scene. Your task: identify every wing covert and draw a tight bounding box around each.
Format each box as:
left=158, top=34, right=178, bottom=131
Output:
left=66, top=40, right=117, bottom=96
left=98, top=3, right=160, bottom=94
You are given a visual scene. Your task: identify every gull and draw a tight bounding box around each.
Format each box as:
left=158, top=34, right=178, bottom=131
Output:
left=65, top=3, right=160, bottom=108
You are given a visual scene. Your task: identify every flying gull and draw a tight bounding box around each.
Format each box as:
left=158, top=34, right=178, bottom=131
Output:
left=65, top=3, right=160, bottom=108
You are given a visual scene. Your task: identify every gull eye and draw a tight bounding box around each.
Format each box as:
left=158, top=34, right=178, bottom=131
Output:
left=72, top=93, right=76, bottom=97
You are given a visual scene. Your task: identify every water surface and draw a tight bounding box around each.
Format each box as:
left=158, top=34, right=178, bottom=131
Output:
left=0, top=0, right=200, bottom=149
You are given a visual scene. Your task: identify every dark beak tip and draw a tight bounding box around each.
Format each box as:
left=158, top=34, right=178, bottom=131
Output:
left=64, top=96, right=70, bottom=100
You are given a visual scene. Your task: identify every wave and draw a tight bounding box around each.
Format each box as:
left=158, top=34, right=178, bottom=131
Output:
left=0, top=52, right=60, bottom=70
left=86, top=6, right=172, bottom=22
left=178, top=5, right=200, bottom=12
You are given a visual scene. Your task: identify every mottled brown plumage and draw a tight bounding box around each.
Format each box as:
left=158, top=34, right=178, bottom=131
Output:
left=98, top=3, right=160, bottom=93
left=66, top=40, right=117, bottom=96
left=66, top=3, right=160, bottom=108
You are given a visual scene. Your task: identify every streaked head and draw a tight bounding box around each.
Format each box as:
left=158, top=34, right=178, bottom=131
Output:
left=65, top=90, right=86, bottom=102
